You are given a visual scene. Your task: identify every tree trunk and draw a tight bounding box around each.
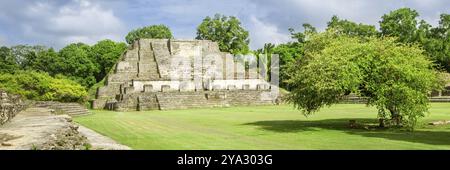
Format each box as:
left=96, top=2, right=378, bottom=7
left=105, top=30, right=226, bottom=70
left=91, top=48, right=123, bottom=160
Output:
left=379, top=118, right=385, bottom=128
left=389, top=107, right=402, bottom=126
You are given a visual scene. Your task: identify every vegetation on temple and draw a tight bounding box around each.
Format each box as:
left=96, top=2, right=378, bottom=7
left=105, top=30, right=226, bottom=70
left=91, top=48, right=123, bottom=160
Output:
left=196, top=14, right=250, bottom=54
left=125, top=24, right=173, bottom=44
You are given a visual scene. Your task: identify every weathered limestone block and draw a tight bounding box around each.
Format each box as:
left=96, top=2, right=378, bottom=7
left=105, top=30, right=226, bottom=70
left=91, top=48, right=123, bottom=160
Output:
left=124, top=48, right=139, bottom=61
left=116, top=61, right=138, bottom=73
left=137, top=95, right=159, bottom=111
left=138, top=62, right=157, bottom=74
left=211, top=79, right=268, bottom=90
left=224, top=54, right=235, bottom=80
left=169, top=56, right=193, bottom=81
left=161, top=85, right=172, bottom=92
left=202, top=40, right=221, bottom=52
left=107, top=73, right=138, bottom=84
left=242, top=84, right=250, bottom=90
left=152, top=40, right=172, bottom=79
left=96, top=84, right=121, bottom=98
left=214, top=93, right=227, bottom=99
left=227, top=85, right=237, bottom=90
left=212, top=85, right=223, bottom=91
left=143, top=85, right=153, bottom=92
left=235, top=61, right=246, bottom=80
left=257, top=84, right=269, bottom=90
left=179, top=82, right=195, bottom=92
left=123, top=86, right=135, bottom=94
left=170, top=40, right=202, bottom=58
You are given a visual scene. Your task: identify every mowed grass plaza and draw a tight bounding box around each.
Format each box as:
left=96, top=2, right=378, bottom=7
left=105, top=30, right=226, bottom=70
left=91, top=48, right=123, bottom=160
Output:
left=75, top=103, right=450, bottom=150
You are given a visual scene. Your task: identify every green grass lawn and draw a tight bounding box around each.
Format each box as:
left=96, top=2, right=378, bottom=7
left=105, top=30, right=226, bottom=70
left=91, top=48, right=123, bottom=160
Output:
left=74, top=103, right=450, bottom=150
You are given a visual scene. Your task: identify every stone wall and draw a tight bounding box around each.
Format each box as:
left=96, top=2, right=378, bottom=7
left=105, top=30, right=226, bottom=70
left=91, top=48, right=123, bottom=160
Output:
left=341, top=86, right=450, bottom=103
left=113, top=89, right=275, bottom=111
left=0, top=90, right=25, bottom=125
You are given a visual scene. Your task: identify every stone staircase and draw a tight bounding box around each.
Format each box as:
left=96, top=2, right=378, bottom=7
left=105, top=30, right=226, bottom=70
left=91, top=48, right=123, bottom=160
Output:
left=138, top=61, right=160, bottom=80
left=156, top=92, right=210, bottom=110
left=34, top=101, right=89, bottom=116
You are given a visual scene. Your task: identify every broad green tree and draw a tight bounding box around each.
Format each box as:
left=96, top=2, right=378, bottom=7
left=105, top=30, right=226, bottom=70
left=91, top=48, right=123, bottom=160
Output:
left=0, top=46, right=19, bottom=73
left=125, top=24, right=173, bottom=44
left=380, top=8, right=450, bottom=73
left=58, top=43, right=99, bottom=87
left=380, top=8, right=420, bottom=43
left=256, top=42, right=303, bottom=90
left=196, top=14, right=250, bottom=54
left=89, top=40, right=127, bottom=81
left=426, top=14, right=450, bottom=72
left=287, top=30, right=444, bottom=129
left=30, top=48, right=61, bottom=75
left=9, top=45, right=46, bottom=69
left=257, top=24, right=314, bottom=90
left=289, top=23, right=317, bottom=43
left=327, top=15, right=378, bottom=37
left=0, top=70, right=88, bottom=103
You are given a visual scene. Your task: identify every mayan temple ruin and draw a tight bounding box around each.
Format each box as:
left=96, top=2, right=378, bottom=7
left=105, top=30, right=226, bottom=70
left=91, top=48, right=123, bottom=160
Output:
left=92, top=39, right=278, bottom=111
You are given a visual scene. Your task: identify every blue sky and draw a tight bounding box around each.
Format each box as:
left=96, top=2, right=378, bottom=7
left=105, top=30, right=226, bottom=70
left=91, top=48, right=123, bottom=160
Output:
left=0, top=0, right=448, bottom=50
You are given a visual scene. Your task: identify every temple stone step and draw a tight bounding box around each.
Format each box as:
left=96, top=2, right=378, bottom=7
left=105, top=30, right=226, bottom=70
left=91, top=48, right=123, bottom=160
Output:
left=156, top=93, right=209, bottom=110
left=34, top=101, right=89, bottom=115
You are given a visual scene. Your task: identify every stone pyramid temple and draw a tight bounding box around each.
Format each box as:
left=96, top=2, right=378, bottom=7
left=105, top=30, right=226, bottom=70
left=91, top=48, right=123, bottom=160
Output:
left=92, top=39, right=278, bottom=111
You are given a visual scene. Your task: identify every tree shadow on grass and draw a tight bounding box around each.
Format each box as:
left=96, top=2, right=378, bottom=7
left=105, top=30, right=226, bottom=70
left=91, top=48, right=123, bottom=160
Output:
left=243, top=118, right=450, bottom=146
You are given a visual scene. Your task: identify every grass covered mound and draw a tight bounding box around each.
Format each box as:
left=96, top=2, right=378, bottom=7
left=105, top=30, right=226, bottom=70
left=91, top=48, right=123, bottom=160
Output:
left=0, top=70, right=88, bottom=103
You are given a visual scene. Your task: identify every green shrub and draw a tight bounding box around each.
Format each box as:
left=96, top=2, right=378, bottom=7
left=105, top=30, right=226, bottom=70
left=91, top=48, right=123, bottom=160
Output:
left=0, top=70, right=88, bottom=103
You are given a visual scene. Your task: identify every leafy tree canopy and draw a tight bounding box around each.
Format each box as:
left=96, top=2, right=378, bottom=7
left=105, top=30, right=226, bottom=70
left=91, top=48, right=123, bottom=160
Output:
left=287, top=30, right=445, bottom=129
left=0, top=46, right=19, bottom=73
left=58, top=43, right=99, bottom=87
left=327, top=15, right=378, bottom=37
left=125, top=24, right=173, bottom=44
left=196, top=14, right=250, bottom=54
left=380, top=8, right=421, bottom=43
left=89, top=39, right=127, bottom=81
left=0, top=70, right=88, bottom=103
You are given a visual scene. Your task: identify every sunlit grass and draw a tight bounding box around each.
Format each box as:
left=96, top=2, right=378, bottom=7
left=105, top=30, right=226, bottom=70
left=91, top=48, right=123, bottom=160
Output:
left=74, top=103, right=450, bottom=150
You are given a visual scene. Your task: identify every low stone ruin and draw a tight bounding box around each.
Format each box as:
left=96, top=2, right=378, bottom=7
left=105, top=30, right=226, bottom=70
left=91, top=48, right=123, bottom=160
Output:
left=0, top=90, right=26, bottom=125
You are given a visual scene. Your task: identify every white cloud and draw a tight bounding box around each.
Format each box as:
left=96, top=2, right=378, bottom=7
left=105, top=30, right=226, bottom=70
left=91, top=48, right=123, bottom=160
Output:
left=7, top=0, right=126, bottom=48
left=50, top=3, right=125, bottom=45
left=0, top=0, right=448, bottom=49
left=248, top=16, right=291, bottom=49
